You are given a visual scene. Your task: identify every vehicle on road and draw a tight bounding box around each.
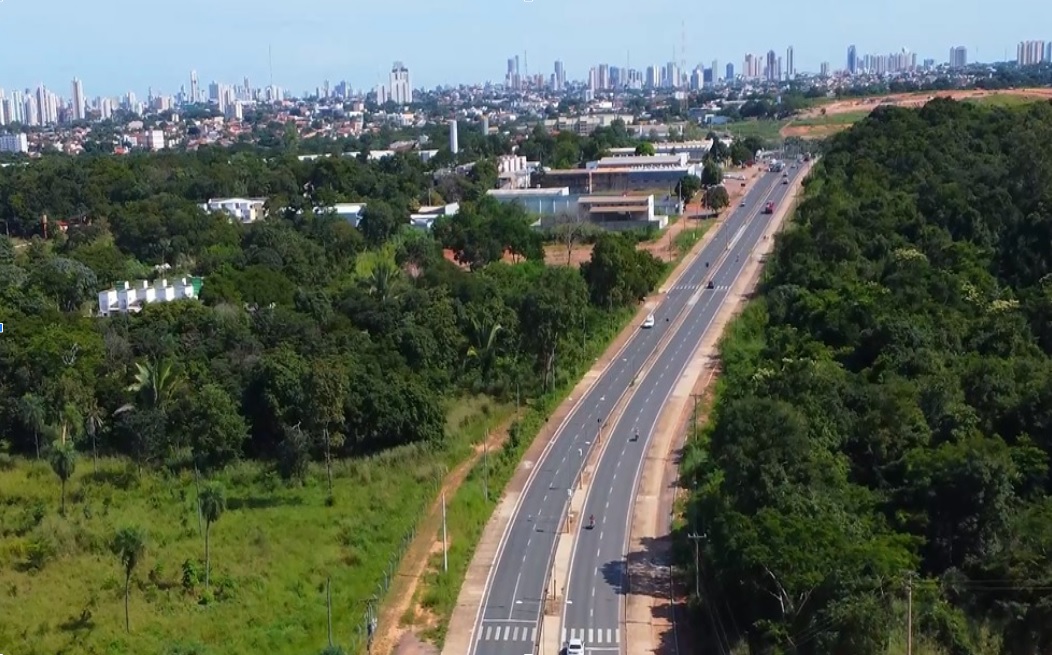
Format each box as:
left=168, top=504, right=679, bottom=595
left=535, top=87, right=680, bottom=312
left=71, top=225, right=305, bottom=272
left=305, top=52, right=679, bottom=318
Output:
left=587, top=515, right=595, bottom=529
left=782, top=179, right=789, bottom=185
left=763, top=201, right=775, bottom=214
left=642, top=314, right=655, bottom=328
left=566, top=638, right=584, bottom=655
left=706, top=280, right=715, bottom=289
left=740, top=199, right=746, bottom=206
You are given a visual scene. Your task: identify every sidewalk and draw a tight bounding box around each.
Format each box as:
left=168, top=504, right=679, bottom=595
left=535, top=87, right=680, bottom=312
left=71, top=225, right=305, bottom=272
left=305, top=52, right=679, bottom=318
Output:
left=623, top=161, right=814, bottom=655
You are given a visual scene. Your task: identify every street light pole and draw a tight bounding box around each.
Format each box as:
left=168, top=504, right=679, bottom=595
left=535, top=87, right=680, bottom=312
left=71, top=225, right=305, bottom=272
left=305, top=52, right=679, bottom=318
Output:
left=441, top=491, right=448, bottom=572
left=687, top=532, right=704, bottom=599
left=483, top=434, right=489, bottom=502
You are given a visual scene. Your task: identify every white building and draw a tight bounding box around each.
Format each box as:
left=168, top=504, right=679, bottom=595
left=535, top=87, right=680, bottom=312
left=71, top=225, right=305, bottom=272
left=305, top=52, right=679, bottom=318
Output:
left=98, top=277, right=202, bottom=317
left=389, top=61, right=412, bottom=104
left=325, top=202, right=367, bottom=226
left=0, top=133, right=29, bottom=153
left=71, top=78, right=85, bottom=121
left=143, top=129, right=165, bottom=150
left=201, top=197, right=267, bottom=223
left=410, top=203, right=459, bottom=230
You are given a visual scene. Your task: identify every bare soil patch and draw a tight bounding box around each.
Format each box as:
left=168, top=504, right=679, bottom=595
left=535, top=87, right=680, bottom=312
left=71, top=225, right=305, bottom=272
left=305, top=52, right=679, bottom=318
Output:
left=373, top=426, right=512, bottom=655
left=783, top=88, right=1052, bottom=139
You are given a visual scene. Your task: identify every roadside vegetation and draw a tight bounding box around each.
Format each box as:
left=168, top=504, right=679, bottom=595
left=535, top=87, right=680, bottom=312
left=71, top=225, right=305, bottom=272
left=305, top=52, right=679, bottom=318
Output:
left=680, top=98, right=1052, bottom=654
left=0, top=118, right=723, bottom=653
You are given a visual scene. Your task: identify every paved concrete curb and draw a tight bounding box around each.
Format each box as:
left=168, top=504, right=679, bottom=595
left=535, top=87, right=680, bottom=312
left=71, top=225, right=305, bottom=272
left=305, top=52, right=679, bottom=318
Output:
left=623, top=161, right=814, bottom=655
left=440, top=170, right=766, bottom=655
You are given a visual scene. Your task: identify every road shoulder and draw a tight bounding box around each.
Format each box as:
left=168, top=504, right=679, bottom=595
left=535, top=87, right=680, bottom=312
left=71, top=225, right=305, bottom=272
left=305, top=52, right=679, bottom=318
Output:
left=623, top=161, right=814, bottom=655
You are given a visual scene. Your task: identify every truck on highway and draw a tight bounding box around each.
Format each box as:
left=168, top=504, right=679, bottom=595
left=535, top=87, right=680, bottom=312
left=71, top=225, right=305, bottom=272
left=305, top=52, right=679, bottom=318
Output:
left=763, top=202, right=774, bottom=214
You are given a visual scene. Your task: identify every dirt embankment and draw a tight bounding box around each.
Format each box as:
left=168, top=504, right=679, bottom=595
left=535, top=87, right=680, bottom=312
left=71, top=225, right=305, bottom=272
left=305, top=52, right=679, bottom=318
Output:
left=781, top=88, right=1052, bottom=139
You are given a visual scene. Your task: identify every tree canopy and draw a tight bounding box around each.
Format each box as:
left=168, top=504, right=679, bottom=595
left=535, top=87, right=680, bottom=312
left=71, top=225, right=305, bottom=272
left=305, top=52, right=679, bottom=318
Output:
left=0, top=146, right=667, bottom=480
left=684, top=98, right=1052, bottom=655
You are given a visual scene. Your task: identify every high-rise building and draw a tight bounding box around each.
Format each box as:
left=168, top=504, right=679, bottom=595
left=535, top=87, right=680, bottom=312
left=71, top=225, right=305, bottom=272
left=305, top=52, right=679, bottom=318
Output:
left=820, top=62, right=830, bottom=76
left=847, top=45, right=858, bottom=74
left=554, top=60, right=565, bottom=91
left=949, top=46, right=967, bottom=68
left=71, top=78, right=85, bottom=121
left=725, top=63, right=734, bottom=81
left=765, top=50, right=777, bottom=81
left=481, top=114, right=489, bottom=135
left=449, top=119, right=458, bottom=155
left=786, top=47, right=795, bottom=79
left=389, top=61, right=412, bottom=104
left=190, top=70, right=199, bottom=103
left=1017, top=41, right=1046, bottom=66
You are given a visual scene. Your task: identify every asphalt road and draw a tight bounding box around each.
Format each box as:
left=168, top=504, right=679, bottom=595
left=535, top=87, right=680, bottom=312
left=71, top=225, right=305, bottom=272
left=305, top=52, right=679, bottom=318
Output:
left=469, top=166, right=800, bottom=655
left=559, top=167, right=804, bottom=650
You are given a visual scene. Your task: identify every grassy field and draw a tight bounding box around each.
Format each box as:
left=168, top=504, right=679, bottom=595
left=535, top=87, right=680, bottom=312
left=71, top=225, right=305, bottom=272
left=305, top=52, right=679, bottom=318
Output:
left=967, top=93, right=1048, bottom=108
left=718, top=119, right=788, bottom=143
left=0, top=396, right=510, bottom=655
left=790, top=109, right=872, bottom=127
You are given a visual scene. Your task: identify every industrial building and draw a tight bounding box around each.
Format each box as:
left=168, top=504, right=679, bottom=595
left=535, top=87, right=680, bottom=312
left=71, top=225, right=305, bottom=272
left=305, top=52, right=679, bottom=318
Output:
left=487, top=188, right=667, bottom=230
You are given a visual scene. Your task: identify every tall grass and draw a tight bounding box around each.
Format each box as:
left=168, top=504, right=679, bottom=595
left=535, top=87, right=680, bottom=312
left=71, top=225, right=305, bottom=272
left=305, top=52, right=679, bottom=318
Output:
left=0, top=396, right=508, bottom=655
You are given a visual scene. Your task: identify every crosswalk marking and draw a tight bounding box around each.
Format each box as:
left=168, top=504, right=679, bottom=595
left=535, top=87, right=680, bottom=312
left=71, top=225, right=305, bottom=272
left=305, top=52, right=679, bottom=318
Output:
left=477, top=624, right=537, bottom=642
left=559, top=628, right=621, bottom=645
left=672, top=284, right=729, bottom=292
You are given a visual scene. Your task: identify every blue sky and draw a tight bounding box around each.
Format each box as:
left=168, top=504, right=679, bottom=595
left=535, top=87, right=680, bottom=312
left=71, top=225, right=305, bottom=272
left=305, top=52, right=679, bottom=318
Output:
left=0, top=0, right=1043, bottom=97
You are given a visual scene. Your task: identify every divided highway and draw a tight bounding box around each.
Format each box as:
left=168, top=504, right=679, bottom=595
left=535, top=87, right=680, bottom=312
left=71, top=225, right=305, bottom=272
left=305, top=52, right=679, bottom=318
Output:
left=559, top=166, right=804, bottom=649
left=468, top=166, right=799, bottom=655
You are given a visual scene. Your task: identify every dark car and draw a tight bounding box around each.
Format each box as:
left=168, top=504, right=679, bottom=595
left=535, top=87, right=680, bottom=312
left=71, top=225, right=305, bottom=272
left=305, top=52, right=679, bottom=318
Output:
left=706, top=280, right=714, bottom=289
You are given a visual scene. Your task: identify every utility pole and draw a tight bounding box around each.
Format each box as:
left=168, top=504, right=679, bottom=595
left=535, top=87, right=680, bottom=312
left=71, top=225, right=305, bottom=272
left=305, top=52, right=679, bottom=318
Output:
left=441, top=492, right=448, bottom=572
left=687, top=532, right=704, bottom=599
left=691, top=393, right=703, bottom=439
left=483, top=435, right=489, bottom=502
left=326, top=577, right=333, bottom=647
left=906, top=573, right=914, bottom=655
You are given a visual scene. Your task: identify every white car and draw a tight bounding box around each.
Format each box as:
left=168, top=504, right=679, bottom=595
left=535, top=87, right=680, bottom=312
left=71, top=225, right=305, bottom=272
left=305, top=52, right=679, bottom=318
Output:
left=566, top=638, right=584, bottom=655
left=642, top=314, right=655, bottom=328
left=740, top=200, right=746, bottom=206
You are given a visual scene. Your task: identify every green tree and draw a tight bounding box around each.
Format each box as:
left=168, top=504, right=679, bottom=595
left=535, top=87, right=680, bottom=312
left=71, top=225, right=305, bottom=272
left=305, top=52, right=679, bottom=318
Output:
left=700, top=161, right=723, bottom=187
left=634, top=142, right=656, bottom=156
left=111, top=526, right=146, bottom=632
left=48, top=439, right=77, bottom=514
left=357, top=201, right=402, bottom=247
left=676, top=175, right=702, bottom=201
left=18, top=392, right=46, bottom=459
left=703, top=186, right=730, bottom=212
left=305, top=361, right=348, bottom=499
left=199, top=482, right=226, bottom=589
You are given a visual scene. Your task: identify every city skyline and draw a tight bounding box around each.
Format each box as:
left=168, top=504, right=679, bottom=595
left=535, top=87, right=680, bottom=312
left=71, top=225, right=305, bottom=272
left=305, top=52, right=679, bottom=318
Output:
left=0, top=0, right=1037, bottom=96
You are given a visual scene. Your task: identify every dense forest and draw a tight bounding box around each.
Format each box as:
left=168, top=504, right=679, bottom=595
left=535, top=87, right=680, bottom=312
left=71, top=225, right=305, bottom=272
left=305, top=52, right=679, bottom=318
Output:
left=682, top=98, right=1052, bottom=654
left=0, top=140, right=664, bottom=473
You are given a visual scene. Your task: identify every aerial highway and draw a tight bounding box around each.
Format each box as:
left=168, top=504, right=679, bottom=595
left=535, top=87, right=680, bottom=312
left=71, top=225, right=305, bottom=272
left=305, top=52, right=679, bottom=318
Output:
left=558, top=165, right=804, bottom=650
left=467, top=164, right=801, bottom=655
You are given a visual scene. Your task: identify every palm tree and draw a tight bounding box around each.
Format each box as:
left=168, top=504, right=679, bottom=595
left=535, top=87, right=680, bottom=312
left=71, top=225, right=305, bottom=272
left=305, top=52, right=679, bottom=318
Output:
left=368, top=258, right=399, bottom=303
left=18, top=393, right=46, bottom=459
left=199, top=482, right=226, bottom=588
left=466, top=317, right=502, bottom=384
left=115, top=358, right=184, bottom=415
left=111, top=526, right=146, bottom=632
left=83, top=398, right=105, bottom=474
left=48, top=439, right=77, bottom=515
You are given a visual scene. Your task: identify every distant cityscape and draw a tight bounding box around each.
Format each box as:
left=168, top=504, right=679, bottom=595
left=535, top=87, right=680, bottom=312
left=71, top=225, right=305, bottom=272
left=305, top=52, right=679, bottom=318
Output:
left=0, top=37, right=1049, bottom=158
